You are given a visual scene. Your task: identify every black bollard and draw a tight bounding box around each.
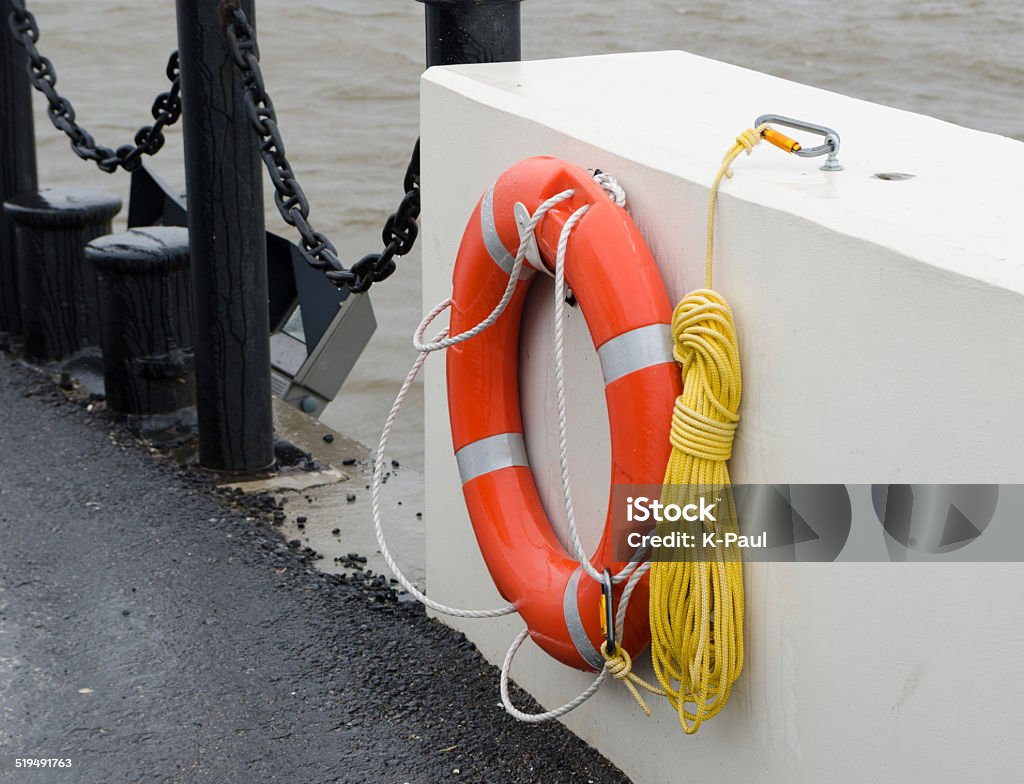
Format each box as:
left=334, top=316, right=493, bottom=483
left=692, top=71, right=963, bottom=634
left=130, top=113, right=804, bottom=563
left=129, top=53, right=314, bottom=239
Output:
left=0, top=0, right=39, bottom=341
left=175, top=0, right=274, bottom=473
left=419, top=0, right=523, bottom=67
left=85, top=227, right=194, bottom=424
left=3, top=188, right=121, bottom=363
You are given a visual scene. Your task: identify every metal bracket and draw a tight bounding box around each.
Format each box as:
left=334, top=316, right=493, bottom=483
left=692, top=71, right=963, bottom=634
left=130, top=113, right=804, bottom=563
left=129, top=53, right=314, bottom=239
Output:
left=128, top=163, right=376, bottom=420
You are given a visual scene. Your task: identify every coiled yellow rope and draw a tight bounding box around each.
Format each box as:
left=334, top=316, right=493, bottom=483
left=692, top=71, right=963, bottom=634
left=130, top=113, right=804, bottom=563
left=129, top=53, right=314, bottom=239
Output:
left=647, top=127, right=764, bottom=733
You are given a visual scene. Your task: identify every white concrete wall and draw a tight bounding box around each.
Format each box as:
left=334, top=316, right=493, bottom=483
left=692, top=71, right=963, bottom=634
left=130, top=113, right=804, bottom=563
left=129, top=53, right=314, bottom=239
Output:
left=420, top=51, right=1024, bottom=782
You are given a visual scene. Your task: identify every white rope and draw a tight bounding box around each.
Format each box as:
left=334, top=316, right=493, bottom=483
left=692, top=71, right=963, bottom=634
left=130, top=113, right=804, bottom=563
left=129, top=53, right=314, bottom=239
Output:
left=501, top=631, right=608, bottom=722
left=552, top=204, right=597, bottom=582
left=371, top=327, right=514, bottom=617
left=592, top=170, right=627, bottom=209
left=552, top=195, right=645, bottom=587
left=501, top=561, right=651, bottom=721
left=372, top=188, right=574, bottom=617
left=413, top=190, right=575, bottom=353
left=372, top=169, right=654, bottom=718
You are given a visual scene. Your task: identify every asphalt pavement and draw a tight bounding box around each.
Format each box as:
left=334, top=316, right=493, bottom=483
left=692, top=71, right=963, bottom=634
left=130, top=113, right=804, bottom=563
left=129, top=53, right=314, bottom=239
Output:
left=0, top=358, right=628, bottom=784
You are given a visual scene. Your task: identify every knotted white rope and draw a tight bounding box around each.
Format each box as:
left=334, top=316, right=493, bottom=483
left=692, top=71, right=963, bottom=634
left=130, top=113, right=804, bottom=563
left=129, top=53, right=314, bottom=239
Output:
left=592, top=170, right=627, bottom=208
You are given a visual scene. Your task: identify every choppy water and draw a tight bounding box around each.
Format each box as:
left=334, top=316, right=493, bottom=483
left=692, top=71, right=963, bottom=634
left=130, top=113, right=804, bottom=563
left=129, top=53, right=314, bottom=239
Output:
left=25, top=1, right=1023, bottom=467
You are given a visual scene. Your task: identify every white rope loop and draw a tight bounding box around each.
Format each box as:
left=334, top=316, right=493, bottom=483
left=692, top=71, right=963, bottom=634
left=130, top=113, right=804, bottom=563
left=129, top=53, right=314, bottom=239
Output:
left=500, top=560, right=652, bottom=721
left=592, top=170, right=627, bottom=208
left=500, top=629, right=610, bottom=723
left=372, top=186, right=577, bottom=618
left=552, top=181, right=646, bottom=588
left=371, top=325, right=516, bottom=618
left=552, top=204, right=596, bottom=580
left=413, top=189, right=575, bottom=354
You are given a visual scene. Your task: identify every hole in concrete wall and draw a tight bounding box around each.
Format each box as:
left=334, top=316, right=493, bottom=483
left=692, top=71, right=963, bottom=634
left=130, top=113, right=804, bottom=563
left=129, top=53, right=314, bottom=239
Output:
left=873, top=172, right=916, bottom=181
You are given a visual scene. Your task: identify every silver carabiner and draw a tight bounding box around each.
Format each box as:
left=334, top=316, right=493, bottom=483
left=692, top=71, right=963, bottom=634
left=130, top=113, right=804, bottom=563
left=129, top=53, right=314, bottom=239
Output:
left=755, top=114, right=843, bottom=171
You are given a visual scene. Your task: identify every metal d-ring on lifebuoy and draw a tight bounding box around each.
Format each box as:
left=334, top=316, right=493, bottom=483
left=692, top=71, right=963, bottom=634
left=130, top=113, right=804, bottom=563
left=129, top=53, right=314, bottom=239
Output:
left=446, top=156, right=681, bottom=671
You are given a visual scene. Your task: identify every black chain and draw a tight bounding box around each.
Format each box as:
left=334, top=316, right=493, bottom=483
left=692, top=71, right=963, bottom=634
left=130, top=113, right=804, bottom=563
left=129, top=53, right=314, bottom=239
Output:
left=7, top=1, right=181, bottom=174
left=224, top=6, right=419, bottom=293
left=349, top=139, right=420, bottom=292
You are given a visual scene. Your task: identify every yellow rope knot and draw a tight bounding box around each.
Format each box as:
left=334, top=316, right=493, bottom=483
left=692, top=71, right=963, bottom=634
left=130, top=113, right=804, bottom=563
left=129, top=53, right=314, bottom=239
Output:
left=724, top=127, right=762, bottom=179
left=704, top=124, right=766, bottom=288
left=600, top=641, right=665, bottom=717
left=670, top=289, right=742, bottom=427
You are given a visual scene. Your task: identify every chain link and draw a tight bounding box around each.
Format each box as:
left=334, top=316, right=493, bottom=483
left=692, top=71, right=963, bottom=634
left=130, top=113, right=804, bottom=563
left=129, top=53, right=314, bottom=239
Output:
left=224, top=5, right=419, bottom=293
left=7, top=1, right=181, bottom=174
left=349, top=140, right=421, bottom=291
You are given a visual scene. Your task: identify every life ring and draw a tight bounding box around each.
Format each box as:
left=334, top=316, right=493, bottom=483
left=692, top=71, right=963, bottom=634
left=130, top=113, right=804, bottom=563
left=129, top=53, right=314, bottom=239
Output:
left=446, top=156, right=681, bottom=671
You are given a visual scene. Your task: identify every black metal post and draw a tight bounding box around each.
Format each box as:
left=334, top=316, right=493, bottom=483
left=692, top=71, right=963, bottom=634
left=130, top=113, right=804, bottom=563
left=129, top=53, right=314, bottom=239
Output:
left=86, top=227, right=195, bottom=425
left=0, top=0, right=38, bottom=341
left=175, top=0, right=274, bottom=473
left=2, top=188, right=121, bottom=363
left=419, top=0, right=523, bottom=67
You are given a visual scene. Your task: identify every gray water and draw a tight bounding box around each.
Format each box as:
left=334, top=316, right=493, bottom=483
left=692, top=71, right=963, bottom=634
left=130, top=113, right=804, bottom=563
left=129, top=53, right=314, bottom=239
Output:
left=27, top=1, right=1023, bottom=467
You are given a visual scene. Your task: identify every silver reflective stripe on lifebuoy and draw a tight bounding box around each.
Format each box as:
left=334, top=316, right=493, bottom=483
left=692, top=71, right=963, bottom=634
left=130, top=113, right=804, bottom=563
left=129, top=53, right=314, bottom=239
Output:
left=597, top=323, right=674, bottom=385
left=481, top=184, right=533, bottom=279
left=562, top=565, right=605, bottom=671
left=455, top=432, right=529, bottom=484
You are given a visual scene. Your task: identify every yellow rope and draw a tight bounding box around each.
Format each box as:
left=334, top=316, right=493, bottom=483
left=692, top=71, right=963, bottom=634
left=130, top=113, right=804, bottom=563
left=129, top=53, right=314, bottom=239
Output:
left=647, top=127, right=763, bottom=733
left=705, top=126, right=766, bottom=289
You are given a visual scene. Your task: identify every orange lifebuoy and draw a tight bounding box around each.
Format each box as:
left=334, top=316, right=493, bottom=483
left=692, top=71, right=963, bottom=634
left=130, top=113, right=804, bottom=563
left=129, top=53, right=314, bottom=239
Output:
left=446, top=157, right=681, bottom=671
